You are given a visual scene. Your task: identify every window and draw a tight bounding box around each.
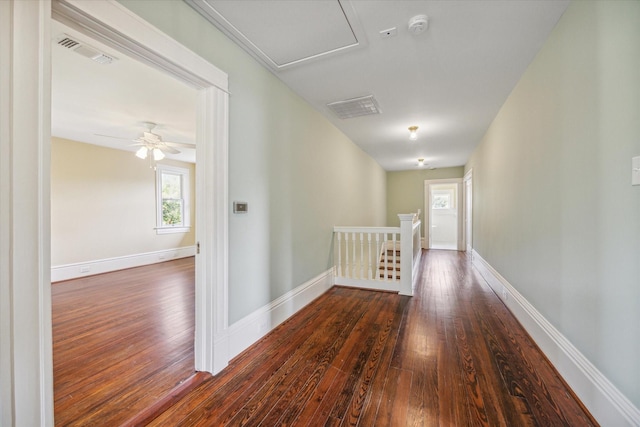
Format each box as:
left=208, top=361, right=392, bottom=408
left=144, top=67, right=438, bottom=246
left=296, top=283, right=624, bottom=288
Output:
left=156, top=165, right=190, bottom=234
left=432, top=193, right=451, bottom=210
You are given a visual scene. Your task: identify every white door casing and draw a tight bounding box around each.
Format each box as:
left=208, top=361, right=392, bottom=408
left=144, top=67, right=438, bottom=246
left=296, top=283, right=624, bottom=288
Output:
left=53, top=0, right=231, bottom=374
left=464, top=169, right=473, bottom=252
left=1, top=1, right=54, bottom=425
left=1, top=1, right=230, bottom=424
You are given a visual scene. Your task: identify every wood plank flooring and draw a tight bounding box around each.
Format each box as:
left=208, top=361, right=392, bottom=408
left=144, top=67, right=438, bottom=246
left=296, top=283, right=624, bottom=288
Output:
left=52, top=257, right=196, bottom=426
left=53, top=251, right=598, bottom=426
left=150, top=250, right=596, bottom=426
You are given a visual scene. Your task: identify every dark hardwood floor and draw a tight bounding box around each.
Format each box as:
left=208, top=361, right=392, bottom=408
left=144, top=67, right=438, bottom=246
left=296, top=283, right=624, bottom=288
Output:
left=52, top=257, right=196, bottom=426
left=53, top=251, right=597, bottom=426
left=151, top=250, right=596, bottom=426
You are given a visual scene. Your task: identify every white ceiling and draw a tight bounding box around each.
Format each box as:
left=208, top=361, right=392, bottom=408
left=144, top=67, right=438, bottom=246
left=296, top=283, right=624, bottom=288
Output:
left=52, top=0, right=570, bottom=171
left=51, top=20, right=197, bottom=164
left=189, top=0, right=570, bottom=170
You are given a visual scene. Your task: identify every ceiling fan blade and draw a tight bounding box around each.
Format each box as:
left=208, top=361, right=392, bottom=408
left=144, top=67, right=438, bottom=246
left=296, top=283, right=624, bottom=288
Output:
left=142, top=131, right=161, bottom=143
left=95, top=125, right=190, bottom=157
left=161, top=144, right=180, bottom=154
left=164, top=141, right=195, bottom=149
left=94, top=133, right=130, bottom=141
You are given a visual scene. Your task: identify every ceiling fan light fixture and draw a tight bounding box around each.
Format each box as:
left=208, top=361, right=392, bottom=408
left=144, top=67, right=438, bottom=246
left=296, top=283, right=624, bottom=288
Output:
left=153, top=148, right=165, bottom=161
left=408, top=126, right=418, bottom=140
left=135, top=146, right=148, bottom=159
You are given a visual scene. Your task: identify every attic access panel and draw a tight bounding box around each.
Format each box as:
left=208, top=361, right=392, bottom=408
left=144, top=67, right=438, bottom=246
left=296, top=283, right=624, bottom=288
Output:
left=187, top=0, right=364, bottom=69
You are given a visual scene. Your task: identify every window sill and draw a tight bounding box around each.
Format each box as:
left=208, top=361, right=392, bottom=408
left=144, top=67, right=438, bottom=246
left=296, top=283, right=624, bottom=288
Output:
left=156, top=226, right=191, bottom=235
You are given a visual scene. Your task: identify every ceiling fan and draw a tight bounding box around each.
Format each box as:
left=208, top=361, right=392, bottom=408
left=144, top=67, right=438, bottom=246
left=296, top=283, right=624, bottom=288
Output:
left=130, top=121, right=192, bottom=161
left=95, top=121, right=194, bottom=161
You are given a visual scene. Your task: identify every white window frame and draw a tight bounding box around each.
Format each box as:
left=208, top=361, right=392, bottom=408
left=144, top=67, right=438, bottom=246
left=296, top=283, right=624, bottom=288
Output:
left=156, top=164, right=191, bottom=234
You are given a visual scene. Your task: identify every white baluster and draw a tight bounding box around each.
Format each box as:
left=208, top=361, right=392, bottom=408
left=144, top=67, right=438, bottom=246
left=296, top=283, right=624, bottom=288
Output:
left=359, top=232, right=364, bottom=279
left=367, top=233, right=373, bottom=279
left=351, top=232, right=357, bottom=278
left=337, top=232, right=342, bottom=277
left=344, top=232, right=350, bottom=278
left=375, top=233, right=381, bottom=281
left=383, top=233, right=389, bottom=281
left=392, top=232, right=397, bottom=281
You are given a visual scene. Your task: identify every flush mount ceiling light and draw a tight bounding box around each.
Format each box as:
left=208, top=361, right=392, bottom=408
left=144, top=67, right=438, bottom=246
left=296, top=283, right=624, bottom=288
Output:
left=408, top=126, right=419, bottom=140
left=418, top=158, right=425, bottom=166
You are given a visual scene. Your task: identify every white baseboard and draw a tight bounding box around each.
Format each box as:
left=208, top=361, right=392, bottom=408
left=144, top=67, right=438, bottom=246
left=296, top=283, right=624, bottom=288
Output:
left=472, top=250, right=640, bottom=427
left=51, top=246, right=196, bottom=282
left=227, top=267, right=334, bottom=360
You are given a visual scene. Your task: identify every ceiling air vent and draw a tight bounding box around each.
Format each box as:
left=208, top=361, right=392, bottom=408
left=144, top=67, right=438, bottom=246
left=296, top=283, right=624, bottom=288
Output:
left=56, top=34, right=117, bottom=65
left=57, top=36, right=80, bottom=49
left=327, top=95, right=381, bottom=119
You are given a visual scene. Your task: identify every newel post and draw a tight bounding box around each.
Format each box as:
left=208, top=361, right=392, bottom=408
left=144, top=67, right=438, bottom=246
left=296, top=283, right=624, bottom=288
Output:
left=398, top=214, right=415, bottom=296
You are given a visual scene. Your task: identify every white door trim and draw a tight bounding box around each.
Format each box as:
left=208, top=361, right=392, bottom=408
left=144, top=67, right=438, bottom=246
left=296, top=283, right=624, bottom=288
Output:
left=1, top=1, right=54, bottom=425
left=1, top=1, right=230, bottom=424
left=424, top=178, right=463, bottom=250
left=463, top=169, right=473, bottom=252
left=52, top=0, right=231, bottom=374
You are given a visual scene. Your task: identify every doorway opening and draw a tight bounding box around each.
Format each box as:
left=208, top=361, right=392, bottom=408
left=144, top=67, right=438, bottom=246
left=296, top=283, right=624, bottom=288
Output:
left=51, top=0, right=230, bottom=377
left=424, top=179, right=463, bottom=251
left=50, top=17, right=199, bottom=423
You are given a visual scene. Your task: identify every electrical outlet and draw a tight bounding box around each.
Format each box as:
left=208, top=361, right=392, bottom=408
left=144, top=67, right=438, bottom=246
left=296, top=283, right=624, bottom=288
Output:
left=79, top=265, right=90, bottom=274
left=501, top=286, right=508, bottom=300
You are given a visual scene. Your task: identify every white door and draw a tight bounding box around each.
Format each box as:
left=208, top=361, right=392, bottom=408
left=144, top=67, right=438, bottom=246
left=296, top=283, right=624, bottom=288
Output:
left=424, top=179, right=463, bottom=251
left=430, top=184, right=458, bottom=250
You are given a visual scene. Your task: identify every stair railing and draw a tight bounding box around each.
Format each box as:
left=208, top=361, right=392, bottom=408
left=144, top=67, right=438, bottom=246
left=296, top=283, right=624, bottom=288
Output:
left=333, top=214, right=422, bottom=296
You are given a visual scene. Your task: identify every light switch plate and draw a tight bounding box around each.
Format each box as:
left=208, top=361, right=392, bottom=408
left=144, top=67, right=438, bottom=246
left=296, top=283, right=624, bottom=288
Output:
left=633, top=156, right=640, bottom=186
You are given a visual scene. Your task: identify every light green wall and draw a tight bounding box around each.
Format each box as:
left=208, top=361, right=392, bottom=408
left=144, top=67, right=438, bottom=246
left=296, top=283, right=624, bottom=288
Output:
left=118, top=1, right=387, bottom=324
left=51, top=137, right=196, bottom=266
left=466, top=1, right=640, bottom=407
left=386, top=167, right=464, bottom=227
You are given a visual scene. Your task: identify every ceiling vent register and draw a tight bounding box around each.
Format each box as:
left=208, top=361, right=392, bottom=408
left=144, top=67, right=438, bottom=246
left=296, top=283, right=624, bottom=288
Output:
left=56, top=34, right=117, bottom=65
left=326, top=95, right=381, bottom=119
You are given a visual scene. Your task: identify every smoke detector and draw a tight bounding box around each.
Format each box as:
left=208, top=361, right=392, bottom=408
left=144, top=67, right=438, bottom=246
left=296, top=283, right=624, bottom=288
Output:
left=408, top=15, right=429, bottom=35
